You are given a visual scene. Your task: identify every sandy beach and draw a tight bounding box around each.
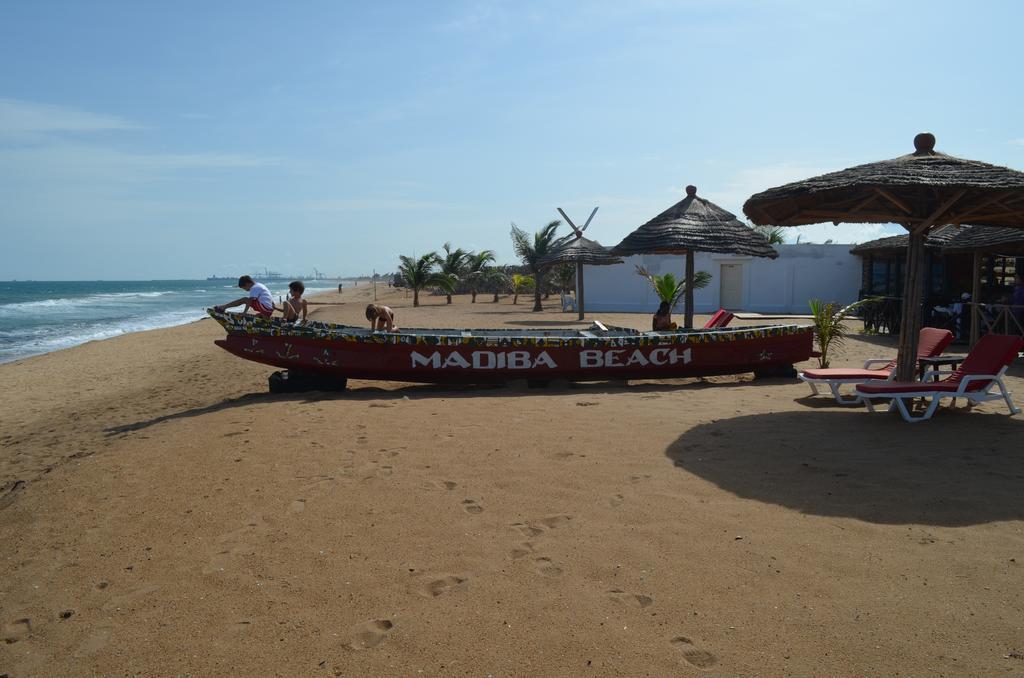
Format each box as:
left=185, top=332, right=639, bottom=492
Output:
left=2, top=283, right=1024, bottom=676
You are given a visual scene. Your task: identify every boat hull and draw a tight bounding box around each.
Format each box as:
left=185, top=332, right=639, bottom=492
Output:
left=210, top=312, right=813, bottom=384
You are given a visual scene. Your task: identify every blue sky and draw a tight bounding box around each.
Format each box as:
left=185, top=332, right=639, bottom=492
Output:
left=1, top=0, right=1022, bottom=280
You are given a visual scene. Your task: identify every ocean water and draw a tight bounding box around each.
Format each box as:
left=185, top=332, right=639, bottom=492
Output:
left=0, top=280, right=343, bottom=364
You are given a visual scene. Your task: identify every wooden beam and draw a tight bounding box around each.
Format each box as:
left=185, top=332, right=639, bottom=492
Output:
left=874, top=188, right=913, bottom=214
left=577, top=262, right=585, bottom=321
left=970, top=251, right=982, bottom=348
left=894, top=231, right=928, bottom=382
left=684, top=250, right=695, bottom=330
left=802, top=210, right=923, bottom=222
left=946, top=210, right=1024, bottom=223
left=910, top=189, right=967, bottom=235
left=945, top=191, right=1014, bottom=222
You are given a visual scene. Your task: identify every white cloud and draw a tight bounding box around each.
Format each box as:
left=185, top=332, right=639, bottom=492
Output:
left=1010, top=138, right=1024, bottom=147
left=787, top=222, right=902, bottom=245
left=0, top=144, right=278, bottom=183
left=0, top=98, right=144, bottom=135
left=701, top=162, right=832, bottom=218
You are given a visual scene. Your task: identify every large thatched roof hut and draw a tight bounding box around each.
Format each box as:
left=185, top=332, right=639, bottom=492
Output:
left=743, top=132, right=1024, bottom=380
left=612, top=185, right=777, bottom=327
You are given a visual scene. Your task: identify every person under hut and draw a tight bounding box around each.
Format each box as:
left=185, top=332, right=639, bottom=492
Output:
left=652, top=301, right=678, bottom=331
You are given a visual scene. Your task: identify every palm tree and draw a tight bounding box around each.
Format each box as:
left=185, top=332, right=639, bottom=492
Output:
left=635, top=265, right=712, bottom=326
left=808, top=297, right=875, bottom=368
left=464, top=249, right=497, bottom=303
left=511, top=273, right=534, bottom=305
left=753, top=225, right=787, bottom=245
left=438, top=242, right=470, bottom=304
left=398, top=252, right=452, bottom=307
left=510, top=220, right=567, bottom=311
left=488, top=269, right=510, bottom=302
left=551, top=262, right=576, bottom=293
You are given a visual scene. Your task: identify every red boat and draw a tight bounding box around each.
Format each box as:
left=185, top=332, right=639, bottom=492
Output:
left=209, top=310, right=814, bottom=386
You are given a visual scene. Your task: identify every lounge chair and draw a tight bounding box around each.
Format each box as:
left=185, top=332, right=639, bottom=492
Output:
left=854, top=334, right=1024, bottom=422
left=560, top=292, right=577, bottom=312
left=799, top=327, right=953, bottom=404
left=702, top=309, right=734, bottom=329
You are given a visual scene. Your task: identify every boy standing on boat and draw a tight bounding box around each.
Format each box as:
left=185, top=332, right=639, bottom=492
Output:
left=213, top=275, right=276, bottom=318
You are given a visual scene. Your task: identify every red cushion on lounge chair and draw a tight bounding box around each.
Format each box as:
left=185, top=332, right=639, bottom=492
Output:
left=917, top=327, right=954, bottom=358
left=858, top=334, right=1023, bottom=395
left=857, top=380, right=964, bottom=395
left=802, top=367, right=891, bottom=380
left=703, top=310, right=727, bottom=329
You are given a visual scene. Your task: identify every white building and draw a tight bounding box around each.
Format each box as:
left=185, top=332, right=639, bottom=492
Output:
left=583, top=243, right=861, bottom=315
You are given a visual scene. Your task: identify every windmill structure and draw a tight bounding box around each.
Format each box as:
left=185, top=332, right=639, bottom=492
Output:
left=540, top=206, right=623, bottom=320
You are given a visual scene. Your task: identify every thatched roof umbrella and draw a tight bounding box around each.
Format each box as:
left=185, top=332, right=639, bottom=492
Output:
left=744, top=133, right=1024, bottom=381
left=612, top=185, right=779, bottom=329
left=942, top=226, right=1024, bottom=346
left=539, top=233, right=623, bottom=320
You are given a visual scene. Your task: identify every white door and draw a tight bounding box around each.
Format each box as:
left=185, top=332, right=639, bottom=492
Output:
left=720, top=263, right=744, bottom=309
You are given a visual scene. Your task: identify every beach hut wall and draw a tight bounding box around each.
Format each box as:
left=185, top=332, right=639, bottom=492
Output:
left=743, top=133, right=1024, bottom=381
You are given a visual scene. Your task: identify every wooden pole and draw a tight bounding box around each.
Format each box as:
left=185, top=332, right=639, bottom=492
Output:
left=684, top=250, right=695, bottom=329
left=577, top=262, right=585, bottom=321
left=894, top=231, right=927, bottom=382
left=970, top=251, right=982, bottom=348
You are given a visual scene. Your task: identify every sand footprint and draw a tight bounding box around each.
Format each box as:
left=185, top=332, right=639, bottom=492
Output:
left=540, top=515, right=572, bottom=529
left=510, top=522, right=544, bottom=538
left=607, top=589, right=653, bottom=608
left=344, top=619, right=394, bottom=650
left=418, top=576, right=468, bottom=598
left=609, top=494, right=624, bottom=507
left=3, top=617, right=31, bottom=644
left=462, top=499, right=484, bottom=514
left=509, top=542, right=535, bottom=560
left=670, top=636, right=718, bottom=669
left=289, top=499, right=306, bottom=513
left=535, top=557, right=562, bottom=577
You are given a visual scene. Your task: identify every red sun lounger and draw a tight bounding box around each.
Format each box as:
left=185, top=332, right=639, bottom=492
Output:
left=799, top=327, right=953, bottom=404
left=854, top=334, right=1024, bottom=422
left=702, top=309, right=734, bottom=329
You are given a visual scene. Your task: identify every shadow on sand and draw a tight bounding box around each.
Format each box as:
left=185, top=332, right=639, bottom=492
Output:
left=104, top=375, right=790, bottom=437
left=665, top=408, right=1024, bottom=527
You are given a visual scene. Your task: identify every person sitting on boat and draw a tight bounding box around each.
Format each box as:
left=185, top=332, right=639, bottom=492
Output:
left=366, top=304, right=397, bottom=332
left=652, top=301, right=677, bottom=331
left=282, top=280, right=308, bottom=323
left=213, top=275, right=275, bottom=319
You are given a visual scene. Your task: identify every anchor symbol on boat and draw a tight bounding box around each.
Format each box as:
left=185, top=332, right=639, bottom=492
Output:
left=313, top=349, right=338, bottom=367
left=276, top=343, right=300, bottom=360
left=759, top=349, right=774, bottom=361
